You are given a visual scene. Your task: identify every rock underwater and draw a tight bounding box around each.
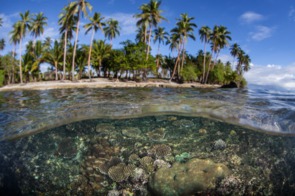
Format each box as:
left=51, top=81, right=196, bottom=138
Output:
left=149, top=158, right=230, bottom=196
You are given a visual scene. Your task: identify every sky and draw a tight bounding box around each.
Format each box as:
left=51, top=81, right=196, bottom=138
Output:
left=0, top=0, right=295, bottom=89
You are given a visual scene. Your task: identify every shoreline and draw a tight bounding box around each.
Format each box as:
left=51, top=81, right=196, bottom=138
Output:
left=0, top=78, right=221, bottom=91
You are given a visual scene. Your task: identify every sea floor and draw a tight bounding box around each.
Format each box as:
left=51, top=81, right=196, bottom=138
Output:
left=1, top=115, right=295, bottom=195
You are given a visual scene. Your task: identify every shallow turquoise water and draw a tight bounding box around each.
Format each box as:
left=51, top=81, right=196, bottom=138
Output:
left=0, top=87, right=295, bottom=194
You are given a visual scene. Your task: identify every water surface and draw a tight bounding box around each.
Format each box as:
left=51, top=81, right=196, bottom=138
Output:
left=0, top=86, right=294, bottom=140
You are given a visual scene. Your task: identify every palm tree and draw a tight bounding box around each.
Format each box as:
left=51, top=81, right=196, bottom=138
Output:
left=168, top=32, right=182, bottom=81
left=84, top=12, right=105, bottom=80
left=67, top=0, right=93, bottom=81
left=17, top=10, right=31, bottom=84
left=9, top=24, right=21, bottom=83
left=30, top=12, right=47, bottom=45
left=153, top=26, right=168, bottom=74
left=59, top=5, right=77, bottom=80
left=199, top=26, right=212, bottom=83
left=135, top=3, right=150, bottom=44
left=0, top=39, right=5, bottom=51
left=104, top=19, right=120, bottom=46
left=204, top=25, right=231, bottom=84
left=135, top=0, right=166, bottom=60
left=43, top=40, right=63, bottom=80
left=171, top=13, right=197, bottom=73
left=0, top=17, right=3, bottom=27
left=43, top=37, right=52, bottom=51
left=236, top=49, right=251, bottom=75
left=92, top=40, right=112, bottom=77
left=230, top=43, right=241, bottom=70
left=135, top=26, right=148, bottom=43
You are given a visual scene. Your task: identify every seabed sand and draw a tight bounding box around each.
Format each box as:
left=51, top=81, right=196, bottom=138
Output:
left=0, top=78, right=220, bottom=91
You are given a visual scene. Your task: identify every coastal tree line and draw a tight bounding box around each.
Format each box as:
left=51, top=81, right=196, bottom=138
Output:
left=0, top=0, right=251, bottom=87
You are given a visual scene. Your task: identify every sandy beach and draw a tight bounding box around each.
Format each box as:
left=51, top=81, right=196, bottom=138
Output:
left=0, top=78, right=221, bottom=91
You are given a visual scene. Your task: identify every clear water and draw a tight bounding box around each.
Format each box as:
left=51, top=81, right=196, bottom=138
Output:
left=0, top=86, right=295, bottom=195
left=0, top=86, right=294, bottom=140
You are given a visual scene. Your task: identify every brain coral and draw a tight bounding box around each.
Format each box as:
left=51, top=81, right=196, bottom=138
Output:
left=149, top=158, right=230, bottom=195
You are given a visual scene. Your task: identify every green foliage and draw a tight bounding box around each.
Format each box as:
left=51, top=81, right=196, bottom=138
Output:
left=0, top=70, right=4, bottom=86
left=180, top=64, right=197, bottom=82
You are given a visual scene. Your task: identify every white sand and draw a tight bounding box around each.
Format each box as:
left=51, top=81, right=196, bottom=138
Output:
left=0, top=78, right=220, bottom=91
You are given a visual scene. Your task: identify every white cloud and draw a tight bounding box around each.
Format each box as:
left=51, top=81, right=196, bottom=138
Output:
left=240, top=11, right=264, bottom=24
left=39, top=27, right=59, bottom=41
left=244, top=63, right=295, bottom=90
left=105, top=13, right=137, bottom=36
left=219, top=54, right=232, bottom=63
left=250, top=25, right=274, bottom=41
left=289, top=6, right=295, bottom=21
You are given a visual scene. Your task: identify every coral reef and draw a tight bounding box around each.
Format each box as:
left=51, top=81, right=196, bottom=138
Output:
left=149, top=158, right=230, bottom=195
left=213, top=139, right=227, bottom=150
left=1, top=115, right=295, bottom=195
left=148, top=144, right=171, bottom=158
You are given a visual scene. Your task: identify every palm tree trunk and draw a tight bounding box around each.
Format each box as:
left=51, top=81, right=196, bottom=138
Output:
left=72, top=12, right=80, bottom=81
left=12, top=44, right=16, bottom=84
left=204, top=55, right=212, bottom=84
left=98, top=59, right=102, bottom=77
left=170, top=49, right=181, bottom=82
left=156, top=43, right=160, bottom=77
left=202, top=43, right=207, bottom=83
left=62, top=29, right=68, bottom=81
left=180, top=39, right=186, bottom=73
left=19, top=36, right=23, bottom=84
left=87, top=29, right=95, bottom=81
left=146, top=27, right=152, bottom=61
left=55, top=62, right=58, bottom=81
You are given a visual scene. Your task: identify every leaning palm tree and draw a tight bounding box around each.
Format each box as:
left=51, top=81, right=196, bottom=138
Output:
left=30, top=12, right=47, bottom=45
left=171, top=13, right=197, bottom=73
left=168, top=32, right=182, bottom=81
left=236, top=49, right=251, bottom=75
left=104, top=19, right=120, bottom=46
left=67, top=0, right=93, bottom=81
left=242, top=54, right=251, bottom=73
left=230, top=43, right=241, bottom=70
left=16, top=10, right=31, bottom=84
left=153, top=26, right=169, bottom=73
left=0, top=39, right=5, bottom=51
left=59, top=5, right=77, bottom=80
left=84, top=12, right=105, bottom=80
left=199, top=26, right=212, bottom=83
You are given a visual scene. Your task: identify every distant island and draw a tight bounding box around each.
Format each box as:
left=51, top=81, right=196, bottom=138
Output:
left=0, top=0, right=251, bottom=88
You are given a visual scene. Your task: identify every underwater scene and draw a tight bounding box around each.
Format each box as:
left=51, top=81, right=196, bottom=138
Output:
left=1, top=115, right=295, bottom=195
left=0, top=87, right=295, bottom=195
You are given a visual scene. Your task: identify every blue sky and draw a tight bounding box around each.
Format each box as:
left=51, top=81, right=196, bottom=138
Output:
left=1, top=0, right=295, bottom=88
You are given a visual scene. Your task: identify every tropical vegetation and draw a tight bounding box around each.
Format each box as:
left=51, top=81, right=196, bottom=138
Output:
left=0, top=0, right=251, bottom=87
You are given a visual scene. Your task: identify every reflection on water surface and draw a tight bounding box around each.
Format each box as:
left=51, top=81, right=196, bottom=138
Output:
left=0, top=87, right=295, bottom=141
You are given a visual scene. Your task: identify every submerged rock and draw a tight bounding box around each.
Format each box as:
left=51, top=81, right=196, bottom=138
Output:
left=121, top=127, right=142, bottom=139
left=149, top=158, right=230, bottom=195
left=221, top=81, right=238, bottom=88
left=213, top=139, right=227, bottom=150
